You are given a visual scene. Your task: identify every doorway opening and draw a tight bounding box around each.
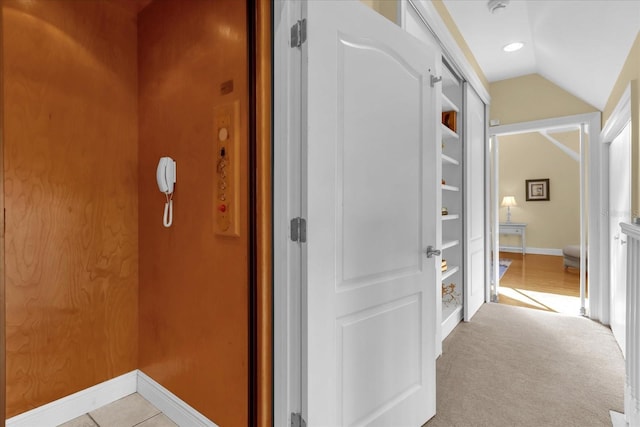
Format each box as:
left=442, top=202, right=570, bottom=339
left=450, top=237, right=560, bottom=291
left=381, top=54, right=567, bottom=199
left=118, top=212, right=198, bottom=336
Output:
left=489, top=112, right=602, bottom=319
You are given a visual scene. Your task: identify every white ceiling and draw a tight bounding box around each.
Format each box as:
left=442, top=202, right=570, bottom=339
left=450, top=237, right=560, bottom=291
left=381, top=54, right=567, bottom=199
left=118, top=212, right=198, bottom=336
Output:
left=441, top=0, right=640, bottom=110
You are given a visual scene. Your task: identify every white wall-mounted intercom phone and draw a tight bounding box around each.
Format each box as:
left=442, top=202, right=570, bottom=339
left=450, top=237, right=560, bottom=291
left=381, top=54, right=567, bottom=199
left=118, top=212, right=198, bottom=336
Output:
left=157, top=157, right=176, bottom=227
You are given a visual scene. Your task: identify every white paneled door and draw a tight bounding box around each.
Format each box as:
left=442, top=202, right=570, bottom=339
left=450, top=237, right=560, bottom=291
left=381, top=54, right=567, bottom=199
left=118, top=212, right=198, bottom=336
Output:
left=610, top=121, right=631, bottom=356
left=304, top=1, right=439, bottom=425
left=464, top=84, right=486, bottom=320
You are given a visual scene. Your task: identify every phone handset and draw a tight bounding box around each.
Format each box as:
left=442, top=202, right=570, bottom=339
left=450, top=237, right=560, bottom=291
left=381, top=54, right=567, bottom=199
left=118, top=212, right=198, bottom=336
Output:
left=156, top=157, right=176, bottom=227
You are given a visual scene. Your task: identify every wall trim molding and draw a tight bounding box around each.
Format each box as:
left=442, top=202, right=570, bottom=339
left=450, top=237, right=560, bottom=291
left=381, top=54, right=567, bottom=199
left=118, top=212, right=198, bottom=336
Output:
left=601, top=84, right=631, bottom=143
left=137, top=370, right=218, bottom=427
left=5, top=371, right=219, bottom=427
left=6, top=371, right=137, bottom=427
left=500, top=246, right=563, bottom=256
left=490, top=112, right=599, bottom=136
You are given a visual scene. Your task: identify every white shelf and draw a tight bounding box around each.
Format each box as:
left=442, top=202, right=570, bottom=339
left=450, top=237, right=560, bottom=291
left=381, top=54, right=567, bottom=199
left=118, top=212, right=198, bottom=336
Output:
left=441, top=303, right=463, bottom=340
left=441, top=265, right=460, bottom=281
left=441, top=214, right=460, bottom=221
left=441, top=154, right=459, bottom=166
left=442, top=184, right=460, bottom=192
left=442, top=239, right=460, bottom=250
left=442, top=94, right=459, bottom=113
left=441, top=123, right=459, bottom=140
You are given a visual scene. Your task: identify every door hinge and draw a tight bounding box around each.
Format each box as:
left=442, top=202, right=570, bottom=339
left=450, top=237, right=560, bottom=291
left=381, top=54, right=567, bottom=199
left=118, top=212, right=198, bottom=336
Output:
left=290, top=19, right=307, bottom=48
left=290, top=217, right=307, bottom=243
left=291, top=412, right=307, bottom=427
left=430, top=74, right=442, bottom=87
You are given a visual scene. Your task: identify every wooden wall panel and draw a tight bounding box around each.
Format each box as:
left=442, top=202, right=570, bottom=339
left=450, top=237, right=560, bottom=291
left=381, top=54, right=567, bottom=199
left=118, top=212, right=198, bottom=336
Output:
left=137, top=1, right=249, bottom=425
left=3, top=0, right=138, bottom=417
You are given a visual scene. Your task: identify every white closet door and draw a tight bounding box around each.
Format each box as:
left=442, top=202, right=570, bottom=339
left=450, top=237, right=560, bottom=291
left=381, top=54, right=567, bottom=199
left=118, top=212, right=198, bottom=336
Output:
left=304, top=1, right=438, bottom=425
left=464, top=84, right=486, bottom=320
left=610, top=121, right=631, bottom=355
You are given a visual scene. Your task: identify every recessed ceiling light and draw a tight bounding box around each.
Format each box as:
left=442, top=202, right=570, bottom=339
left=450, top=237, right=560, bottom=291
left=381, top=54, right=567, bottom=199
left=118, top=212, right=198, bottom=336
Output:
left=503, top=42, right=524, bottom=52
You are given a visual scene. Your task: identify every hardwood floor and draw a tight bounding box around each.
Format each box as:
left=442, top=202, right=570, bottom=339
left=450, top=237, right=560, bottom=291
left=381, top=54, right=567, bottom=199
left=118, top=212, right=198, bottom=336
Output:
left=497, top=252, right=584, bottom=314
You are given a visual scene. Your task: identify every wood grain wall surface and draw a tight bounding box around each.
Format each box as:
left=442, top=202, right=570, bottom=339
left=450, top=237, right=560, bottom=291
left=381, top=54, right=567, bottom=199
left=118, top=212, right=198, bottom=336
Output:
left=3, top=0, right=139, bottom=417
left=137, top=1, right=249, bottom=425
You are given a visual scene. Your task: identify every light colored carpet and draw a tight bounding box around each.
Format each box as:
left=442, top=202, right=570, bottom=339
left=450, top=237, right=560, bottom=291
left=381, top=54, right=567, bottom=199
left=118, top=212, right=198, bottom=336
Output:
left=425, top=303, right=624, bottom=427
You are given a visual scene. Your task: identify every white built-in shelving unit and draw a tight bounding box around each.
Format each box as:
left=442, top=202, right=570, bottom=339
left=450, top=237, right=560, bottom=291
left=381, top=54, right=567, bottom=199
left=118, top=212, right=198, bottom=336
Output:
left=440, top=62, right=464, bottom=341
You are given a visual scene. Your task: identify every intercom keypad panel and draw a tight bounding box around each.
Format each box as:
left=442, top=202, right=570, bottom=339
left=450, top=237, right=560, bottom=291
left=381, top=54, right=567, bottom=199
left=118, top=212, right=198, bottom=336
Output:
left=214, top=102, right=239, bottom=236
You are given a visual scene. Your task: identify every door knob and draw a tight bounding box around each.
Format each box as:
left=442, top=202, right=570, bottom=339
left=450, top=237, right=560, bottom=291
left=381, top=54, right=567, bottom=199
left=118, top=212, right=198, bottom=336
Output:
left=426, top=246, right=441, bottom=258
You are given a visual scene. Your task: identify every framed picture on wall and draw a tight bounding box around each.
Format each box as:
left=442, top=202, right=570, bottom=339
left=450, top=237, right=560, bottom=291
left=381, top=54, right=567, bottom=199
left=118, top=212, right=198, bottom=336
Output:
left=526, top=178, right=550, bottom=201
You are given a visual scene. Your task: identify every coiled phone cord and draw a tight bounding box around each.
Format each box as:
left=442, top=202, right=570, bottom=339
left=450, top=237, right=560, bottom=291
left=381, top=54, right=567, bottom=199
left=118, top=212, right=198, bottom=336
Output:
left=163, top=193, right=173, bottom=228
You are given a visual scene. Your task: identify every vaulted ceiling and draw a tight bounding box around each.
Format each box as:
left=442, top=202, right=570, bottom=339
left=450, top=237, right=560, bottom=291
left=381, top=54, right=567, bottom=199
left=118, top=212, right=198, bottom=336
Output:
left=442, top=0, right=640, bottom=110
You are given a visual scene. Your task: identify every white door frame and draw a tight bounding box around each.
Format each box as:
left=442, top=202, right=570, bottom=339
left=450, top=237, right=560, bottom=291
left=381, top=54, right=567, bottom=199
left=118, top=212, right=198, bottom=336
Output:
left=489, top=112, right=604, bottom=320
left=489, top=134, right=500, bottom=302
left=485, top=109, right=493, bottom=303
left=273, top=0, right=304, bottom=425
left=601, top=83, right=633, bottom=330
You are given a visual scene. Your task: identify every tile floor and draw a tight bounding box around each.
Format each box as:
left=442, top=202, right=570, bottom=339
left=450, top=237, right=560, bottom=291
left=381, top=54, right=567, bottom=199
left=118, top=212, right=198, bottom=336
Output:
left=58, top=393, right=177, bottom=427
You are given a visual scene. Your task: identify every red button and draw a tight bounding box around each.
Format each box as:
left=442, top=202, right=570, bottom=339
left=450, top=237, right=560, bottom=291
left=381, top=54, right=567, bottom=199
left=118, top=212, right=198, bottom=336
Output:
left=218, top=204, right=227, bottom=212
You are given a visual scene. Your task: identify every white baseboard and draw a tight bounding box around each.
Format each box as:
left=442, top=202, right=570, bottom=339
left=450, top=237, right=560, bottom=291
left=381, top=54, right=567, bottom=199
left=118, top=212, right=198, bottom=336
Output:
left=609, top=410, right=627, bottom=427
left=5, top=370, right=218, bottom=427
left=529, top=247, right=563, bottom=256
left=500, top=246, right=563, bottom=256
left=137, top=370, right=218, bottom=427
left=6, top=371, right=137, bottom=427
